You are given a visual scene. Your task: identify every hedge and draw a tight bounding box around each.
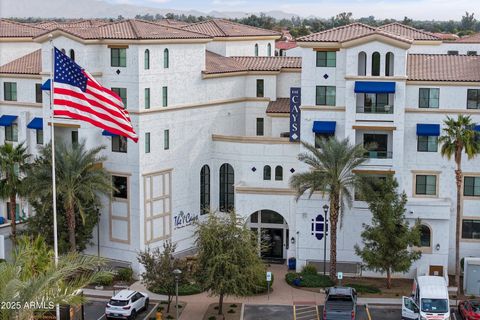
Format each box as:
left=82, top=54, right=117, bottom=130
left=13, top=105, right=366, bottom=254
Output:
left=285, top=272, right=334, bottom=288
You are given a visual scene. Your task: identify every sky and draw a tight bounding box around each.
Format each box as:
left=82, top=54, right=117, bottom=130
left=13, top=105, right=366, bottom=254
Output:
left=104, top=0, right=474, bottom=20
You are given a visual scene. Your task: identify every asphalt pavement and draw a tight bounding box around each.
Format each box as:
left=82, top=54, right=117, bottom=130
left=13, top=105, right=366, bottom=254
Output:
left=82, top=298, right=155, bottom=320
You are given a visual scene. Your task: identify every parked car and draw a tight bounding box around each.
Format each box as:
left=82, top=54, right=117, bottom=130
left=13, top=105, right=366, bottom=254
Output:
left=459, top=300, right=480, bottom=320
left=105, top=289, right=149, bottom=320
left=323, top=286, right=357, bottom=320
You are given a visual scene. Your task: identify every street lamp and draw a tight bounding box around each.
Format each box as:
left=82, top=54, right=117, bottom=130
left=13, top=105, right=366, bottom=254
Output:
left=172, top=269, right=182, bottom=320
left=322, top=204, right=329, bottom=276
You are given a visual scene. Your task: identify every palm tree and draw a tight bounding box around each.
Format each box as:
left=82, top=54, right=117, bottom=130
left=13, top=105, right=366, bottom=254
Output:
left=27, top=141, right=113, bottom=252
left=438, top=115, right=480, bottom=288
left=0, top=143, right=31, bottom=244
left=290, top=139, right=366, bottom=281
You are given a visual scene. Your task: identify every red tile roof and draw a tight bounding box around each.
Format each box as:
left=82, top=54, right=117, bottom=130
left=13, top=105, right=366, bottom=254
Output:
left=182, top=19, right=281, bottom=38
left=377, top=23, right=440, bottom=41
left=204, top=51, right=247, bottom=74
left=407, top=54, right=480, bottom=82
left=455, top=33, right=480, bottom=43
left=266, top=98, right=290, bottom=113
left=432, top=32, right=459, bottom=41
left=276, top=40, right=297, bottom=50
left=0, top=49, right=41, bottom=75
left=0, top=19, right=47, bottom=38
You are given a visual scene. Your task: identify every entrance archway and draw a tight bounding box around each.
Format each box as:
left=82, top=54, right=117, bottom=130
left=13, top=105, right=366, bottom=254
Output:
left=247, top=210, right=289, bottom=262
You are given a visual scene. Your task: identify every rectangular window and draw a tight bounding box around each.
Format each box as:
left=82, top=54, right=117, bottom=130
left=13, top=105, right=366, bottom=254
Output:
left=111, top=87, right=127, bottom=108
left=111, top=48, right=126, bottom=67
left=467, top=51, right=478, bottom=56
left=145, top=132, right=150, bottom=153
left=3, top=82, right=17, bottom=101
left=363, top=134, right=389, bottom=158
left=162, top=86, right=168, bottom=107
left=417, top=136, right=438, bottom=152
left=256, top=79, right=264, bottom=98
left=144, top=88, right=150, bottom=109
left=164, top=129, right=169, bottom=150
left=6, top=202, right=20, bottom=221
left=5, top=124, right=18, bottom=142
left=35, top=83, right=42, bottom=103
left=112, top=175, right=128, bottom=199
left=315, top=132, right=334, bottom=148
left=71, top=131, right=78, bottom=145
left=464, top=176, right=480, bottom=197
left=112, top=135, right=127, bottom=153
left=36, top=129, right=43, bottom=145
left=415, top=175, right=437, bottom=196
left=462, top=219, right=480, bottom=239
left=467, top=89, right=480, bottom=109
left=316, top=51, right=336, bottom=67
left=447, top=50, right=459, bottom=55
left=363, top=93, right=390, bottom=113
left=419, top=88, right=439, bottom=108
left=256, top=118, right=264, bottom=136
left=316, top=86, right=336, bottom=106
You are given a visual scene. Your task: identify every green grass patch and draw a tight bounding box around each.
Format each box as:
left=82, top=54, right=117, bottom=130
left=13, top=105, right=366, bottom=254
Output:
left=345, top=283, right=381, bottom=294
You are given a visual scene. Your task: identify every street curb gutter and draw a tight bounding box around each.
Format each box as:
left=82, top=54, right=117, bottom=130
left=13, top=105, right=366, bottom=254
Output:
left=240, top=303, right=245, bottom=320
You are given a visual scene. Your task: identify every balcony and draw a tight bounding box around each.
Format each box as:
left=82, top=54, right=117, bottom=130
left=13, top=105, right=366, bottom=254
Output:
left=364, top=150, right=393, bottom=159
left=356, top=104, right=393, bottom=114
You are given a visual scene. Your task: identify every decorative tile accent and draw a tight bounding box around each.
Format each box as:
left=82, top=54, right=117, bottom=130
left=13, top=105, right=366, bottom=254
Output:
left=116, top=69, right=121, bottom=75
left=290, top=168, right=295, bottom=173
left=323, top=74, right=329, bottom=79
left=251, top=167, right=257, bottom=172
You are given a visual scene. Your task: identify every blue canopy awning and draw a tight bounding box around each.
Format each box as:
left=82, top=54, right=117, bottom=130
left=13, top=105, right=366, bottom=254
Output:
left=354, top=81, right=396, bottom=94
left=102, top=130, right=117, bottom=137
left=312, top=121, right=336, bottom=134
left=41, top=79, right=51, bottom=91
left=0, top=115, right=17, bottom=127
left=475, top=125, right=480, bottom=131
left=27, top=117, right=43, bottom=130
left=416, top=124, right=440, bottom=136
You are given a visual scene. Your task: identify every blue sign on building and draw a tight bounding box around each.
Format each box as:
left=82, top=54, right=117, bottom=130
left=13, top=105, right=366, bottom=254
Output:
left=311, top=214, right=328, bottom=240
left=289, top=87, right=301, bottom=142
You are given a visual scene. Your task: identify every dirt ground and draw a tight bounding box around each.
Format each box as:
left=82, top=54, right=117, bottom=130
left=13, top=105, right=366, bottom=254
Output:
left=202, top=303, right=242, bottom=320
left=343, top=276, right=413, bottom=298
left=156, top=300, right=187, bottom=319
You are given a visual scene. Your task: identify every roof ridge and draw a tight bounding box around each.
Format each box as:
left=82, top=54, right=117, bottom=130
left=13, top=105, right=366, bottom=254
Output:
left=211, top=19, right=228, bottom=37
left=297, top=22, right=376, bottom=41
left=127, top=19, right=140, bottom=38
left=378, top=22, right=440, bottom=40
left=147, top=19, right=213, bottom=37
left=0, top=19, right=48, bottom=31
left=217, top=18, right=281, bottom=34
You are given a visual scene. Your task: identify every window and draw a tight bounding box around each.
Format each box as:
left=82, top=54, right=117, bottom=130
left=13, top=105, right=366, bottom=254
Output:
left=164, top=129, right=169, bottom=150
left=144, top=88, right=150, bottom=109
left=3, top=82, right=17, bottom=101
left=417, top=136, right=438, bottom=152
left=112, top=87, right=127, bottom=108
left=420, top=225, right=431, bottom=247
left=371, top=52, right=380, bottom=76
left=462, top=219, right=480, bottom=239
left=112, top=135, right=127, bottom=153
left=36, top=129, right=43, bottom=145
left=316, top=51, right=336, bottom=67
left=61, top=48, right=66, bottom=54
left=200, top=165, right=210, bottom=215
left=363, top=134, right=389, bottom=158
left=254, top=43, right=259, bottom=56
left=385, top=52, right=394, bottom=76
left=111, top=48, right=126, bottom=67
left=358, top=51, right=366, bottom=76
left=447, top=50, right=459, bottom=55
left=364, top=93, right=390, bottom=113
left=162, top=86, right=168, bottom=107
left=69, top=49, right=75, bottom=61
left=467, top=51, right=478, bottom=56
left=164, top=48, right=169, bottom=68
left=275, top=166, right=283, bottom=181
left=419, top=88, right=439, bottom=108
left=467, top=89, right=480, bottom=109
left=112, top=175, right=128, bottom=199
left=315, top=132, right=334, bottom=148
left=256, top=79, right=264, bottom=98
left=145, top=132, right=150, bottom=153
left=6, top=202, right=20, bottom=221
left=71, top=131, right=78, bottom=145
left=219, top=163, right=234, bottom=212
left=5, top=124, right=18, bottom=142
left=464, top=176, right=480, bottom=197
left=256, top=118, right=264, bottom=136
left=316, top=86, right=336, bottom=106
left=35, top=83, right=42, bottom=103
left=267, top=43, right=272, bottom=56
left=263, top=165, right=271, bottom=180
left=144, top=49, right=150, bottom=70
left=415, top=175, right=437, bottom=196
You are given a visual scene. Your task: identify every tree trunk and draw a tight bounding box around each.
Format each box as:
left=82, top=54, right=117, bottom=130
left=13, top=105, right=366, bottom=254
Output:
left=218, top=292, right=224, bottom=315
left=66, top=205, right=76, bottom=252
left=329, top=194, right=340, bottom=282
left=455, top=167, right=462, bottom=290
left=9, top=195, right=16, bottom=245
left=166, top=294, right=172, bottom=313
left=386, top=268, right=392, bottom=289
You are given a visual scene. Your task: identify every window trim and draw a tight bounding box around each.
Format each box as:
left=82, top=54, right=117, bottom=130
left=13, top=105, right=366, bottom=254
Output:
left=256, top=117, right=264, bottom=136
left=371, top=52, right=381, bottom=76
left=219, top=163, right=235, bottom=212
left=112, top=135, right=128, bottom=153
left=145, top=132, right=150, bottom=153
left=200, top=165, right=210, bottom=215
left=35, top=83, right=42, bottom=103
left=316, top=51, right=336, bottom=67
left=3, top=82, right=17, bottom=101
left=419, top=88, right=440, bottom=109
left=316, top=86, right=336, bottom=106
left=263, top=165, right=271, bottom=180
left=164, top=48, right=169, bottom=68
left=417, top=135, right=438, bottom=152
left=415, top=223, right=433, bottom=253
left=36, top=129, right=43, bottom=145
left=144, top=49, right=150, bottom=70
left=412, top=171, right=440, bottom=198
left=162, top=86, right=168, bottom=107
left=256, top=79, right=264, bottom=98
left=254, top=43, right=259, bottom=56
left=110, top=48, right=126, bottom=67
left=463, top=173, right=480, bottom=199
left=164, top=129, right=169, bottom=150
left=112, top=175, right=129, bottom=200
left=274, top=166, right=283, bottom=181
left=144, top=88, right=150, bottom=109
left=467, top=89, right=480, bottom=109
left=461, top=216, right=480, bottom=241
left=5, top=123, right=18, bottom=142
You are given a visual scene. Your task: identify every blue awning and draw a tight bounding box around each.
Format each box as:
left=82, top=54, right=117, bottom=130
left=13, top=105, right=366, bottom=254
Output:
left=0, top=115, right=17, bottom=127
left=354, top=81, right=396, bottom=94
left=27, top=117, right=43, bottom=130
left=475, top=125, right=480, bottom=131
left=41, top=79, right=51, bottom=91
left=416, top=124, right=440, bottom=136
left=102, top=130, right=117, bottom=137
left=312, top=121, right=336, bottom=134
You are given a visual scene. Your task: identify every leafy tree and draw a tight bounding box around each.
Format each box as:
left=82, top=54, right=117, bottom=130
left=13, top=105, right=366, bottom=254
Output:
left=195, top=211, right=265, bottom=315
left=439, top=115, right=480, bottom=288
left=354, top=176, right=422, bottom=288
left=0, top=143, right=31, bottom=244
left=461, top=11, right=476, bottom=31
left=289, top=139, right=366, bottom=281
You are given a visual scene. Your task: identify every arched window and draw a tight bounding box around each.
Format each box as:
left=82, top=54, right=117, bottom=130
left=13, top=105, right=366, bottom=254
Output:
left=144, top=49, right=150, bottom=70
left=200, top=165, right=210, bottom=215
left=263, top=165, right=271, bottom=180
left=254, top=43, right=259, bottom=56
left=61, top=48, right=66, bottom=54
left=371, top=52, right=380, bottom=76
left=275, top=166, right=283, bottom=181
left=385, top=52, right=394, bottom=76
left=358, top=51, right=366, bottom=76
left=163, top=48, right=169, bottom=68
left=267, top=43, right=272, bottom=57
left=219, top=163, right=234, bottom=212
left=69, top=49, right=75, bottom=61
left=420, top=225, right=431, bottom=247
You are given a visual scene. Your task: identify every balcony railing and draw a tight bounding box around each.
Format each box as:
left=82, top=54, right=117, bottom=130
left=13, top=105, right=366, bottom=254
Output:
left=356, top=105, right=394, bottom=114
left=364, top=150, right=393, bottom=159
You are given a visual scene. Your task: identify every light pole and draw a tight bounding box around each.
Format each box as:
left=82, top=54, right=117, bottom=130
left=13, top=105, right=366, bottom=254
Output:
left=173, top=269, right=182, bottom=320
left=322, top=204, right=329, bottom=276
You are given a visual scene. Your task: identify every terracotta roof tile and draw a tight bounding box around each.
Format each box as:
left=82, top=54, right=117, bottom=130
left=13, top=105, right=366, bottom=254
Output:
left=276, top=40, right=297, bottom=50
left=0, top=49, right=41, bottom=75
left=377, top=23, right=440, bottom=41
left=0, top=19, right=46, bottom=38
left=407, top=54, right=480, bottom=82
left=266, top=98, right=290, bottom=113
left=183, top=19, right=281, bottom=38
left=204, top=51, right=247, bottom=74
left=455, top=33, right=480, bottom=43
left=432, top=32, right=459, bottom=41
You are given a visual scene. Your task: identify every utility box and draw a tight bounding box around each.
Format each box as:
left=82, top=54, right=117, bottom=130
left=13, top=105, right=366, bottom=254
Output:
left=463, top=257, right=480, bottom=296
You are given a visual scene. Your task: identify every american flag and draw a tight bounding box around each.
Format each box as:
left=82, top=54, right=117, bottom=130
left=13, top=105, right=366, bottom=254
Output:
left=53, top=47, right=138, bottom=142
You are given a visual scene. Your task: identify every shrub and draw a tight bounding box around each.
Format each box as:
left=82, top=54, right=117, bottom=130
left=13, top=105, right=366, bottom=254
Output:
left=208, top=317, right=216, bottom=320
left=151, top=283, right=203, bottom=296
left=115, top=267, right=133, bottom=282
left=285, top=272, right=334, bottom=288
left=230, top=304, right=237, bottom=308
left=166, top=315, right=174, bottom=319
left=345, top=283, right=381, bottom=294
left=228, top=309, right=235, bottom=313
left=94, top=273, right=114, bottom=286
left=250, top=271, right=274, bottom=294
left=301, top=264, right=318, bottom=275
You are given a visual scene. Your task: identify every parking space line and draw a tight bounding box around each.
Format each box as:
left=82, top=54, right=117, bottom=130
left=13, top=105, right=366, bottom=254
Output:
left=97, top=314, right=105, bottom=320
left=365, top=304, right=372, bottom=320
left=451, top=311, right=457, bottom=320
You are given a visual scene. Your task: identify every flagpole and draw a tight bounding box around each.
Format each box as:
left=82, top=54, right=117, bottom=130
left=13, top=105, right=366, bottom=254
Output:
left=48, top=35, right=60, bottom=320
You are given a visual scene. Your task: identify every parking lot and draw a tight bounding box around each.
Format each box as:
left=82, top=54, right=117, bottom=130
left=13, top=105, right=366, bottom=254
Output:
left=82, top=298, right=155, bottom=320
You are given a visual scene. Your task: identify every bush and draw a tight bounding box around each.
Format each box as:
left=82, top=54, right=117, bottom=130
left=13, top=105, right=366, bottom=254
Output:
left=345, top=283, right=381, bottom=294
left=208, top=317, right=216, bottom=320
left=301, top=264, right=318, bottom=275
left=95, top=273, right=114, bottom=286
left=230, top=304, right=237, bottom=308
left=228, top=309, right=235, bottom=313
left=285, top=272, right=334, bottom=288
left=151, top=283, right=203, bottom=296
left=115, top=267, right=133, bottom=282
left=250, top=272, right=275, bottom=294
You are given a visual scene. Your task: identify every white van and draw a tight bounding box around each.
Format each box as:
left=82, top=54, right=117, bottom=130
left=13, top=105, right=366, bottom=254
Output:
left=402, top=276, right=450, bottom=320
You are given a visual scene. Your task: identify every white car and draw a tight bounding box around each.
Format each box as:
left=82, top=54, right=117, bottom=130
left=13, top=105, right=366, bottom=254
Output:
left=105, top=289, right=149, bottom=320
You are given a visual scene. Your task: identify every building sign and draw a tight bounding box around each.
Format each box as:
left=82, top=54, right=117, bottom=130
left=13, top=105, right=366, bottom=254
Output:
left=311, top=214, right=328, bottom=240
left=173, top=211, right=198, bottom=230
left=290, top=87, right=301, bottom=142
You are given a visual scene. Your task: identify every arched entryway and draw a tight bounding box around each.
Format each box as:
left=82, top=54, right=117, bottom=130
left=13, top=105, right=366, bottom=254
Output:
left=247, top=210, right=289, bottom=262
